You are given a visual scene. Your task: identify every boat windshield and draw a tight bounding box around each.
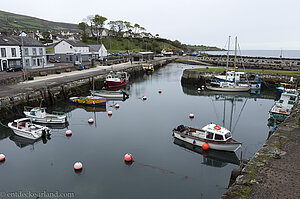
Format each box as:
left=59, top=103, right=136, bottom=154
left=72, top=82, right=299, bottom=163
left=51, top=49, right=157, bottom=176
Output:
left=225, top=133, right=232, bottom=139
left=215, top=134, right=224, bottom=141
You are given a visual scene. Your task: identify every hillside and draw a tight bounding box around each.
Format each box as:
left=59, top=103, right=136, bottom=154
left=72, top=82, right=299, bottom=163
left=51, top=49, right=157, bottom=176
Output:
left=0, top=10, right=78, bottom=31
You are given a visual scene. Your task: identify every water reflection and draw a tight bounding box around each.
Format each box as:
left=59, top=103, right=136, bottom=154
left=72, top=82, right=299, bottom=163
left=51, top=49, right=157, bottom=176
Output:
left=174, top=138, right=240, bottom=167
left=9, top=134, right=49, bottom=149
left=70, top=104, right=106, bottom=112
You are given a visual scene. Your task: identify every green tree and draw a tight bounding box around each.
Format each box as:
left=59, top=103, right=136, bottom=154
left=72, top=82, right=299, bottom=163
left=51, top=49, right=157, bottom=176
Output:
left=93, top=14, right=107, bottom=43
left=78, top=22, right=88, bottom=42
left=41, top=31, right=51, bottom=44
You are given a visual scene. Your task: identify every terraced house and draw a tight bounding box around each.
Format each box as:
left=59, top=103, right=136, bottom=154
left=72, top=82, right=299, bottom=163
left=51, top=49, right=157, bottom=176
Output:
left=0, top=35, right=21, bottom=71
left=15, top=36, right=52, bottom=69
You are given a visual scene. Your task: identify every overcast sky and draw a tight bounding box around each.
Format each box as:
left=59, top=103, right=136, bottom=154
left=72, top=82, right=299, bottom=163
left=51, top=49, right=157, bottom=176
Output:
left=2, top=0, right=300, bottom=50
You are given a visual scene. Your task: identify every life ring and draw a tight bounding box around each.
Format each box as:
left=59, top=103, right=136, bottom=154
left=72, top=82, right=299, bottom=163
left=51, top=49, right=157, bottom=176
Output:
left=214, top=126, right=221, bottom=130
left=34, top=107, right=40, bottom=109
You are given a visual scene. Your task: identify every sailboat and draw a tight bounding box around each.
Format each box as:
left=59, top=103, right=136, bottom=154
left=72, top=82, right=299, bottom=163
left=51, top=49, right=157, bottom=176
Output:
left=206, top=36, right=251, bottom=92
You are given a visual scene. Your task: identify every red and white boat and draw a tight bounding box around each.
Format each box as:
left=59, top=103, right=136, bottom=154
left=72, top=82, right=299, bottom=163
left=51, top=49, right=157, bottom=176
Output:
left=105, top=72, right=129, bottom=88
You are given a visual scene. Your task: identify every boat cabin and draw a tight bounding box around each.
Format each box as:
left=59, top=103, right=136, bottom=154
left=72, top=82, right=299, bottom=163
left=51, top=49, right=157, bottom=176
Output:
left=202, top=124, right=232, bottom=142
left=29, top=107, right=47, bottom=118
left=12, top=118, right=32, bottom=129
left=215, top=71, right=245, bottom=82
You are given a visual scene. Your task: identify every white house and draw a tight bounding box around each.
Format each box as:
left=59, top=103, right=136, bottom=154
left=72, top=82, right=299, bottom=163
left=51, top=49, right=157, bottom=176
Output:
left=88, top=44, right=107, bottom=59
left=16, top=36, right=52, bottom=69
left=47, top=40, right=91, bottom=63
left=0, top=35, right=22, bottom=71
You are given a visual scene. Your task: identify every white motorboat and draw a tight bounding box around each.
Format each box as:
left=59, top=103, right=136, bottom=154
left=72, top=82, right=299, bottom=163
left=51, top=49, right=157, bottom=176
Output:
left=24, top=107, right=67, bottom=124
left=269, top=89, right=299, bottom=122
left=206, top=81, right=251, bottom=92
left=91, top=90, right=129, bottom=99
left=8, top=118, right=51, bottom=140
left=172, top=123, right=242, bottom=152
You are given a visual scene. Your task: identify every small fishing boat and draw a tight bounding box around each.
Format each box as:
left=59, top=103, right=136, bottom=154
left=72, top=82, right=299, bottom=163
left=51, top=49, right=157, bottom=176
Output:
left=69, top=96, right=106, bottom=106
left=24, top=107, right=67, bottom=124
left=143, top=64, right=154, bottom=72
left=172, top=123, right=242, bottom=152
left=206, top=81, right=251, bottom=92
left=105, top=71, right=129, bottom=88
left=8, top=118, right=51, bottom=140
left=92, top=90, right=129, bottom=99
left=269, top=89, right=299, bottom=122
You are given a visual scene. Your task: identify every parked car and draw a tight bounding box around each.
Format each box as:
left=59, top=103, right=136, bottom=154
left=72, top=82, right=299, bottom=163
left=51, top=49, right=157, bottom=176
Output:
left=6, top=66, right=22, bottom=72
left=155, top=54, right=164, bottom=57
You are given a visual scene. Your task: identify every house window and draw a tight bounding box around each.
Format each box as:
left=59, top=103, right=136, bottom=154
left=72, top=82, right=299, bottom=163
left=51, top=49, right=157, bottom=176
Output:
left=24, top=48, right=29, bottom=56
left=37, top=59, right=40, bottom=66
left=25, top=59, right=30, bottom=66
left=39, top=48, right=43, bottom=55
left=33, top=48, right=37, bottom=56
left=1, top=48, right=6, bottom=57
left=11, top=48, right=16, bottom=57
left=33, top=59, right=36, bottom=66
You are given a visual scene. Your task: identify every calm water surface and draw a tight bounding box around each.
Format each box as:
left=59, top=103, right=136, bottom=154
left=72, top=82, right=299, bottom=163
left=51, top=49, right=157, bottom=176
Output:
left=0, top=63, right=276, bottom=199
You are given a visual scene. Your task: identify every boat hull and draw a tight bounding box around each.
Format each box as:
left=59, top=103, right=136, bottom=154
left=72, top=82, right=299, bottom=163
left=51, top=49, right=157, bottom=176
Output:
left=173, top=131, right=241, bottom=152
left=206, top=85, right=251, bottom=92
left=69, top=97, right=106, bottom=106
left=106, top=80, right=129, bottom=88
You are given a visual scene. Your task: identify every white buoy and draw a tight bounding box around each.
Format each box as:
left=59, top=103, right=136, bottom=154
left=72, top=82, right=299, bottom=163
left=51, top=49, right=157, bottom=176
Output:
left=108, top=111, right=113, bottom=116
left=142, top=96, right=147, bottom=100
left=115, top=104, right=120, bottom=108
left=201, top=85, right=205, bottom=89
left=197, top=88, right=201, bottom=92
left=88, top=118, right=94, bottom=123
left=74, top=162, right=83, bottom=170
left=0, top=154, right=5, bottom=162
left=66, top=130, right=72, bottom=136
left=189, top=113, right=195, bottom=119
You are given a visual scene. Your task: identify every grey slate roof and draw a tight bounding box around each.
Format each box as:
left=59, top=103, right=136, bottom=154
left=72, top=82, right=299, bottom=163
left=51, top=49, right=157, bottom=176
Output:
left=0, top=35, right=20, bottom=46
left=15, top=36, right=45, bottom=47
left=65, top=40, right=89, bottom=47
left=88, top=45, right=101, bottom=52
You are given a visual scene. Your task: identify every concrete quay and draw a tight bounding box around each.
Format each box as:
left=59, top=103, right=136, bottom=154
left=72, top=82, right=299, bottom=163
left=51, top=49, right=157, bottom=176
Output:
left=0, top=57, right=175, bottom=121
left=222, top=105, right=300, bottom=199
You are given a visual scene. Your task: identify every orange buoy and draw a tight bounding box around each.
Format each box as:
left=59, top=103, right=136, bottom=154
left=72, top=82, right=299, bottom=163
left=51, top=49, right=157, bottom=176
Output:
left=124, top=153, right=133, bottom=162
left=142, top=96, right=147, bottom=100
left=189, top=113, right=194, bottom=119
left=214, top=125, right=221, bottom=130
left=74, top=162, right=83, bottom=170
left=66, top=130, right=72, bottom=136
left=88, top=118, right=94, bottom=123
left=115, top=104, right=120, bottom=108
left=158, top=90, right=162, bottom=94
left=202, top=143, right=209, bottom=150
left=0, top=154, right=5, bottom=162
left=108, top=111, right=113, bottom=116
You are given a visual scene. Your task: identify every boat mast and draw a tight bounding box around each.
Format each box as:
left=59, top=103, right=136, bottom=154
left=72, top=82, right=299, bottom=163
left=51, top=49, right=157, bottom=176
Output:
left=93, top=77, right=95, bottom=97
left=226, top=36, right=231, bottom=68
left=226, top=36, right=231, bottom=81
left=234, top=36, right=237, bottom=84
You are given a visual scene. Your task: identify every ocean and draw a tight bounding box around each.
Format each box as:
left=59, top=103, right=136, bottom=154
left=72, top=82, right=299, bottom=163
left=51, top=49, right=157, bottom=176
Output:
left=202, top=50, right=300, bottom=59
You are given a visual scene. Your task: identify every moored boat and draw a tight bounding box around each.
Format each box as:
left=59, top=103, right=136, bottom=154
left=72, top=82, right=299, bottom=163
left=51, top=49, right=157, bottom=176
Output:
left=69, top=96, right=106, bottom=106
left=92, top=90, right=129, bottom=99
left=269, top=89, right=299, bottom=122
left=8, top=118, right=51, bottom=140
left=206, top=81, right=251, bottom=92
left=172, top=123, right=242, bottom=152
left=24, top=107, right=67, bottom=124
left=143, top=64, right=154, bottom=72
left=105, top=71, right=129, bottom=88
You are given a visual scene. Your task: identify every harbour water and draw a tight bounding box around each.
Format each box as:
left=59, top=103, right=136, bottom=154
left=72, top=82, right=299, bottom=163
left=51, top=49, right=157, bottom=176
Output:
left=0, top=63, right=277, bottom=199
left=203, top=50, right=300, bottom=59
